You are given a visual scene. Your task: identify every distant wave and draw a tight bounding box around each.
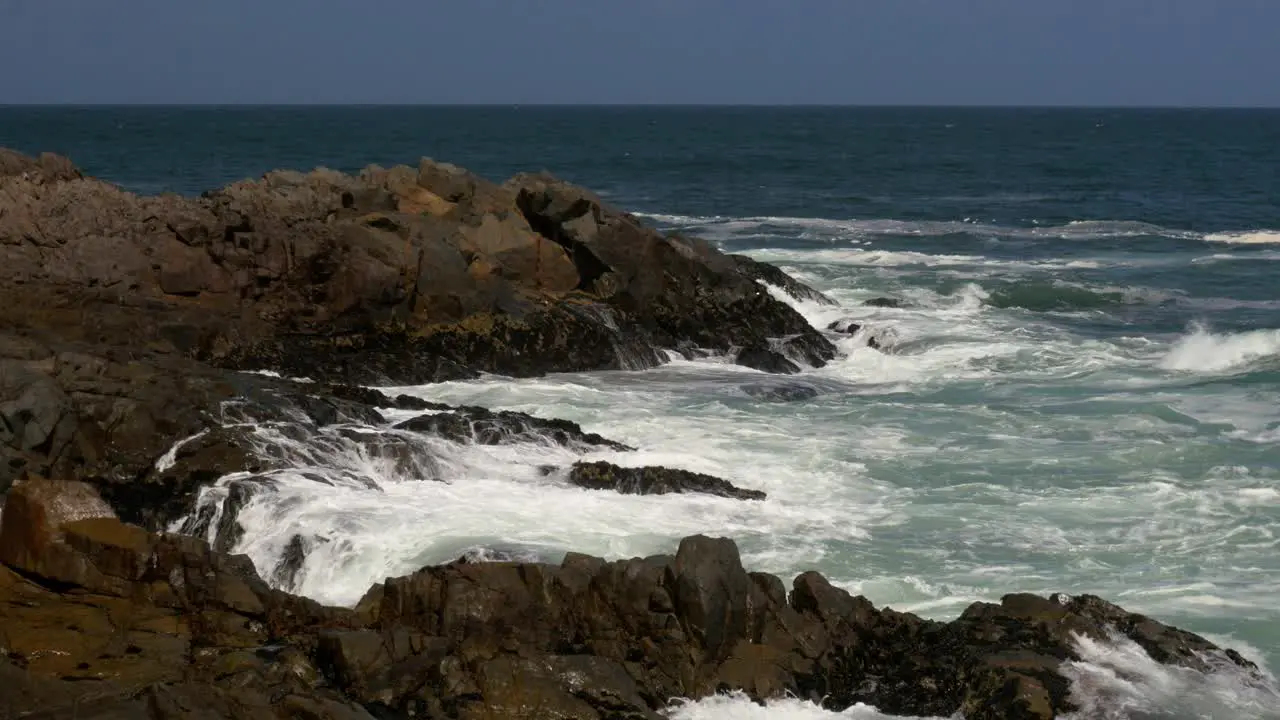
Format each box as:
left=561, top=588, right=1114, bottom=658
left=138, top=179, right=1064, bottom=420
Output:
left=638, top=212, right=1275, bottom=246
left=750, top=247, right=1107, bottom=271
left=1203, top=230, right=1280, bottom=245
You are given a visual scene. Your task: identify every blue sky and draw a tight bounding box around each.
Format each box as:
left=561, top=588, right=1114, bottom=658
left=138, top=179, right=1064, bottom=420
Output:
left=1, top=0, right=1276, bottom=106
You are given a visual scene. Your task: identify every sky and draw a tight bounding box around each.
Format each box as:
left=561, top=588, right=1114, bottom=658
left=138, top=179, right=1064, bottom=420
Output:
left=1, top=0, right=1277, bottom=107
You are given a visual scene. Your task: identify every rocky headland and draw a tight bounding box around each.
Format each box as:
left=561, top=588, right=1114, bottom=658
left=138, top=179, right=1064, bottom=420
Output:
left=0, top=148, right=1263, bottom=718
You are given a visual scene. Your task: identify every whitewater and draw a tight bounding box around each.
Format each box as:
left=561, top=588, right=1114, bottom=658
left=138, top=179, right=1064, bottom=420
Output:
left=165, top=209, right=1280, bottom=718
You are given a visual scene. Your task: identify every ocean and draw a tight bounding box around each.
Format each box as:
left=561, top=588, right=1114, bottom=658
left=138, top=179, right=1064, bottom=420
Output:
left=4, top=106, right=1280, bottom=718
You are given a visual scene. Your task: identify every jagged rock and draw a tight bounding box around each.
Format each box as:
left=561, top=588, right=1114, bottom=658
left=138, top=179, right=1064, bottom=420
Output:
left=863, top=297, right=904, bottom=308
left=730, top=254, right=836, bottom=305
left=568, top=461, right=766, bottom=501
left=827, top=319, right=884, bottom=351
left=509, top=173, right=836, bottom=371
left=395, top=407, right=632, bottom=451
left=1, top=148, right=833, bottom=387
left=0, top=483, right=1261, bottom=720
left=737, top=344, right=802, bottom=374
left=272, top=533, right=328, bottom=592
left=321, top=384, right=451, bottom=413
left=827, top=318, right=862, bottom=334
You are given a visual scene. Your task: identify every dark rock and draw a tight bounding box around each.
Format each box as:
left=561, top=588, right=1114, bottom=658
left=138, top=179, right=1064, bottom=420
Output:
left=272, top=533, right=327, bottom=592
left=827, top=319, right=862, bottom=334
left=827, top=319, right=886, bottom=351
left=568, top=461, right=766, bottom=501
left=510, top=173, right=836, bottom=367
left=101, top=427, right=262, bottom=532
left=0, top=483, right=1263, bottom=720
left=741, top=382, right=820, bottom=402
left=730, top=254, right=836, bottom=305
left=395, top=406, right=631, bottom=451
left=321, top=384, right=451, bottom=413
left=737, top=344, right=802, bottom=374
left=863, top=297, right=904, bottom=308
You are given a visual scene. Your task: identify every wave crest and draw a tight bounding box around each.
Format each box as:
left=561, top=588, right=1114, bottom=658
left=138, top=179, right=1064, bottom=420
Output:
left=1204, top=231, right=1280, bottom=245
left=1160, top=325, right=1280, bottom=373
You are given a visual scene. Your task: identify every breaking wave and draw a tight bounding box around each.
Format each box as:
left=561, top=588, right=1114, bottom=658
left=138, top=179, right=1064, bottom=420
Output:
left=1060, top=632, right=1280, bottom=719
left=1160, top=325, right=1280, bottom=374
left=1204, top=231, right=1280, bottom=245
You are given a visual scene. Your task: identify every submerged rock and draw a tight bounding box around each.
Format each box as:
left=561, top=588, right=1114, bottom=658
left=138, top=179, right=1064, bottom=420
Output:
left=567, top=461, right=767, bottom=500
left=394, top=406, right=632, bottom=451
left=741, top=382, right=821, bottom=402
left=0, top=480, right=1263, bottom=720
left=863, top=296, right=905, bottom=308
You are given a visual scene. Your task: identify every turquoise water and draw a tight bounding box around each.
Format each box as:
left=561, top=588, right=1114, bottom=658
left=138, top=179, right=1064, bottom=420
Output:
left=6, top=107, right=1280, bottom=714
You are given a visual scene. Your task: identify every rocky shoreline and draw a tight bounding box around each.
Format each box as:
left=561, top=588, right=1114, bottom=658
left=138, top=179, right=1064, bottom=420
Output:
left=0, top=148, right=1263, bottom=718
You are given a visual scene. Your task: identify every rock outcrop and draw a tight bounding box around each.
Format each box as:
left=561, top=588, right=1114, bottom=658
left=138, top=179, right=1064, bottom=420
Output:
left=567, top=461, right=766, bottom=500
left=0, top=148, right=833, bottom=388
left=3, top=147, right=1261, bottom=719
left=0, top=479, right=1261, bottom=719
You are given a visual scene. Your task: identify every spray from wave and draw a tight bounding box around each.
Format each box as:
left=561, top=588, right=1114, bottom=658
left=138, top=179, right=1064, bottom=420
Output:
left=1160, top=325, right=1280, bottom=373
left=666, top=692, right=947, bottom=720
left=1060, top=632, right=1280, bottom=719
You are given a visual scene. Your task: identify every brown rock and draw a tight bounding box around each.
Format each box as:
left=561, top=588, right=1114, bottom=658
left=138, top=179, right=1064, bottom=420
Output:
left=0, top=477, right=117, bottom=585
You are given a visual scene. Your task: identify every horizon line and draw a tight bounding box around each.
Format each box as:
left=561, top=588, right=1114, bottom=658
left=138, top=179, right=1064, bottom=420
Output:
left=2, top=102, right=1280, bottom=111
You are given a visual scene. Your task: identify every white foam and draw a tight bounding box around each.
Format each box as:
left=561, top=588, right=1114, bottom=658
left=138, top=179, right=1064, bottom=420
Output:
left=167, top=218, right=1280, bottom=702
left=638, top=213, right=1202, bottom=244
left=1204, top=231, right=1280, bottom=245
left=239, top=369, right=316, bottom=383
left=1060, top=631, right=1280, bottom=720
left=154, top=429, right=209, bottom=472
left=667, top=692, right=948, bottom=720
left=1160, top=325, right=1280, bottom=373
left=178, top=382, right=895, bottom=607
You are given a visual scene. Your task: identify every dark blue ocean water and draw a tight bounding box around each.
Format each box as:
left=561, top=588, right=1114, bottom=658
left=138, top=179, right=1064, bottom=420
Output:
left=4, top=107, right=1280, bottom=715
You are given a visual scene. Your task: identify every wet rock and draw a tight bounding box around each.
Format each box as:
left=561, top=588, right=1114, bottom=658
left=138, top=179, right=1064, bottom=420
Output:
left=321, top=384, right=451, bottom=413
left=0, top=478, right=118, bottom=585
left=103, top=427, right=263, bottom=532
left=863, top=297, right=904, bottom=308
left=271, top=533, right=331, bottom=592
left=0, top=482, right=1262, bottom=720
left=395, top=406, right=632, bottom=451
left=568, top=461, right=766, bottom=501
left=827, top=318, right=862, bottom=334
left=827, top=319, right=886, bottom=351
left=730, top=254, right=836, bottom=305
left=737, top=344, right=802, bottom=374
left=740, top=382, right=820, bottom=402
left=510, top=173, right=836, bottom=366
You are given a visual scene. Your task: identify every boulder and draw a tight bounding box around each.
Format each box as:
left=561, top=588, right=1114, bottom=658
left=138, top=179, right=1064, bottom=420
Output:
left=568, top=461, right=766, bottom=501
left=0, top=478, right=119, bottom=587
left=395, top=406, right=632, bottom=451
left=740, top=382, right=820, bottom=402
left=827, top=319, right=885, bottom=351
left=737, top=344, right=802, bottom=374
left=863, top=297, right=904, bottom=308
